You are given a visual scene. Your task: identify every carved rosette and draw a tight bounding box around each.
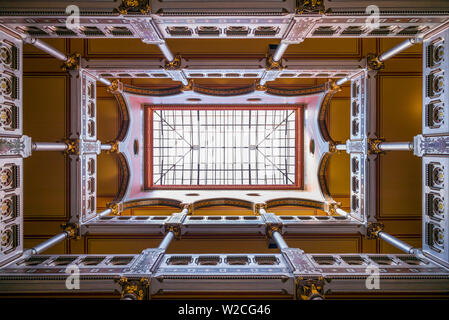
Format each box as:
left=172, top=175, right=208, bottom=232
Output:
left=181, top=79, right=194, bottom=92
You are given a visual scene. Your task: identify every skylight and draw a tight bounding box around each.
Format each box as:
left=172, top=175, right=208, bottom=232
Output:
left=145, top=105, right=303, bottom=189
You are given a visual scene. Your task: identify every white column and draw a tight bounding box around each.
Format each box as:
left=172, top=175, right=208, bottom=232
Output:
left=379, top=38, right=417, bottom=62
left=378, top=141, right=413, bottom=151
left=32, top=142, right=68, bottom=152
left=158, top=42, right=175, bottom=62
left=272, top=42, right=289, bottom=62
left=23, top=37, right=67, bottom=61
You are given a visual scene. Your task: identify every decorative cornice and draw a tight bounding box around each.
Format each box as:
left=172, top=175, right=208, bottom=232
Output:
left=368, top=138, right=385, bottom=154
left=118, top=0, right=151, bottom=15
left=329, top=80, right=342, bottom=92
left=61, top=53, right=80, bottom=72
left=117, top=277, right=150, bottom=300
left=63, top=139, right=78, bottom=155
left=181, top=79, right=193, bottom=91
left=367, top=53, right=385, bottom=71
left=255, top=80, right=267, bottom=91
left=296, top=276, right=325, bottom=300
left=107, top=79, right=122, bottom=94
left=327, top=202, right=341, bottom=216
left=107, top=202, right=123, bottom=216
left=265, top=54, right=283, bottom=71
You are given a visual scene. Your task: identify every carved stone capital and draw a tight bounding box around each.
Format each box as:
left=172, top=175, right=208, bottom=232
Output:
left=296, top=276, right=325, bottom=300
left=166, top=225, right=182, bottom=239
left=329, top=80, right=342, bottom=92
left=181, top=79, right=193, bottom=91
left=180, top=203, right=193, bottom=215
left=327, top=202, right=341, bottom=216
left=61, top=53, right=80, bottom=72
left=366, top=222, right=384, bottom=239
left=118, top=0, right=151, bottom=15
left=164, top=55, right=183, bottom=71
left=367, top=53, right=385, bottom=71
left=368, top=138, right=385, bottom=155
left=255, top=80, right=267, bottom=91
left=63, top=139, right=78, bottom=155
left=117, top=277, right=150, bottom=300
left=267, top=225, right=282, bottom=239
left=107, top=202, right=123, bottom=216
left=61, top=223, right=80, bottom=240
left=265, top=54, right=283, bottom=71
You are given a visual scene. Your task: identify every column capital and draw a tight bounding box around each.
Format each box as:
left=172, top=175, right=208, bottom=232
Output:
left=254, top=202, right=267, bottom=214
left=296, top=0, right=325, bottom=14
left=107, top=202, right=123, bottom=216
left=367, top=53, right=385, bottom=71
left=61, top=223, right=80, bottom=240
left=164, top=54, right=183, bottom=70
left=326, top=202, right=341, bottom=215
left=366, top=222, right=384, bottom=239
left=328, top=80, right=342, bottom=92
left=367, top=138, right=385, bottom=155
left=106, top=141, right=120, bottom=154
left=265, top=53, right=283, bottom=70
left=61, top=53, right=80, bottom=71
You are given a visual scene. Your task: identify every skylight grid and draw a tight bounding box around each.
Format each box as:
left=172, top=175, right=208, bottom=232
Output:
left=146, top=106, right=302, bottom=189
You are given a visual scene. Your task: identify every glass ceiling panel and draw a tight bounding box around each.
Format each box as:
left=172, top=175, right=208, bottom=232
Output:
left=147, top=107, right=301, bottom=189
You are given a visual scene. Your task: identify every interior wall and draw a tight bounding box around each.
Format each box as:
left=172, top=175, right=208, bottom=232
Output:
left=22, top=37, right=422, bottom=256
